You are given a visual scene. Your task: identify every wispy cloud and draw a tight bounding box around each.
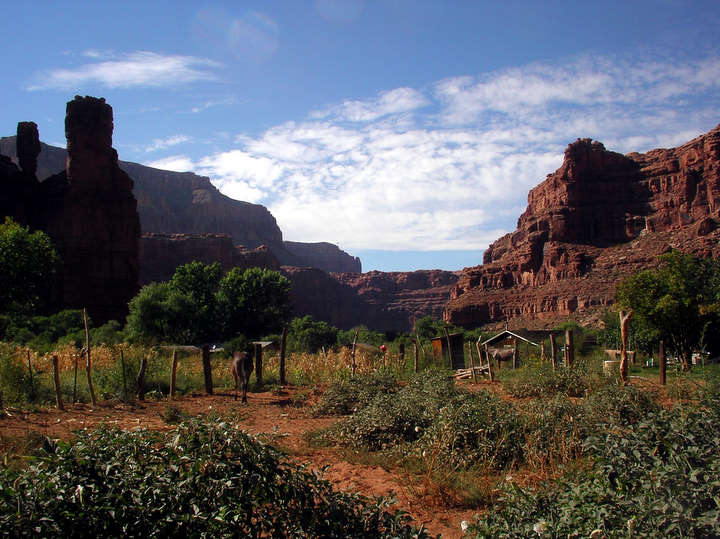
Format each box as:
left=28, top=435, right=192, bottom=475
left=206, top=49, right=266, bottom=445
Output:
left=143, top=54, right=720, bottom=252
left=190, top=96, right=237, bottom=113
left=145, top=135, right=191, bottom=153
left=27, top=51, right=221, bottom=90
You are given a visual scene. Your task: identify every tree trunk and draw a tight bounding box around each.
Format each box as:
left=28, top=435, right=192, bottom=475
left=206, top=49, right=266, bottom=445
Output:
left=82, top=308, right=97, bottom=407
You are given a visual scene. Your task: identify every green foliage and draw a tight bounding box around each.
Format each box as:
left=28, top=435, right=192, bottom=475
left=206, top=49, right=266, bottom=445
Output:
left=504, top=364, right=593, bottom=398
left=0, top=217, right=59, bottom=316
left=413, top=315, right=461, bottom=341
left=0, top=419, right=433, bottom=538
left=126, top=263, right=291, bottom=345
left=1, top=310, right=84, bottom=353
left=615, top=250, right=720, bottom=366
left=584, top=383, right=661, bottom=426
left=216, top=266, right=291, bottom=339
left=289, top=315, right=338, bottom=353
left=312, top=372, right=400, bottom=416
left=337, top=325, right=385, bottom=347
left=468, top=403, right=720, bottom=538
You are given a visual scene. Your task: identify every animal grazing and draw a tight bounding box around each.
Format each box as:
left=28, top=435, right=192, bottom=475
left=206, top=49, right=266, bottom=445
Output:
left=231, top=351, right=254, bottom=403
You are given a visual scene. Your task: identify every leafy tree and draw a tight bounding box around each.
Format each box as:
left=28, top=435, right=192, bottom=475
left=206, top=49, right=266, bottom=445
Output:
left=216, top=267, right=291, bottom=340
left=413, top=315, right=461, bottom=341
left=337, top=325, right=385, bottom=347
left=0, top=217, right=59, bottom=315
left=615, top=251, right=720, bottom=370
left=126, top=264, right=291, bottom=344
left=289, top=315, right=338, bottom=353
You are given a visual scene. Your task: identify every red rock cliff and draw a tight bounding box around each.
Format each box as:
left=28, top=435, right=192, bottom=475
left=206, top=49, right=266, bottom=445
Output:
left=445, top=124, right=720, bottom=328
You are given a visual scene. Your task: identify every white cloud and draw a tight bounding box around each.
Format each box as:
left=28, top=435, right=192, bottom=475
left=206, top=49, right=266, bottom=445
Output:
left=146, top=155, right=196, bottom=172
left=191, top=96, right=237, bottom=113
left=143, top=53, right=720, bottom=252
left=27, top=51, right=221, bottom=90
left=145, top=135, right=191, bottom=153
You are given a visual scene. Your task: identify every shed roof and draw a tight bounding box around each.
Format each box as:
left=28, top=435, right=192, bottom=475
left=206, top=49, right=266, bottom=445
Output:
left=480, top=329, right=553, bottom=347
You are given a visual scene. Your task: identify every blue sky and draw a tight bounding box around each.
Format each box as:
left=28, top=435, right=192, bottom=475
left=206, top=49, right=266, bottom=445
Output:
left=2, top=1, right=720, bottom=272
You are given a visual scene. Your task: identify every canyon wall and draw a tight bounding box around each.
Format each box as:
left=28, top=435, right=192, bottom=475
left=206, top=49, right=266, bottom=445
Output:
left=284, top=241, right=361, bottom=273
left=445, top=124, right=720, bottom=328
left=1, top=96, right=140, bottom=322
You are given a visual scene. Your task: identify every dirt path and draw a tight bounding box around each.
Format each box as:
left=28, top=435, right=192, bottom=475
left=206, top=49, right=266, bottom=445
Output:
left=0, top=388, right=476, bottom=538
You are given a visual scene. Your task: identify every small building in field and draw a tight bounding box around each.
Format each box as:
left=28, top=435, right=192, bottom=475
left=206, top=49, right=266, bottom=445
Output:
left=431, top=333, right=466, bottom=370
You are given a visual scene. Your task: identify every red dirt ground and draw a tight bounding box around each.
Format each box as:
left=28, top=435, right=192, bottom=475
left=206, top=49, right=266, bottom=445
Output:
left=0, top=387, right=479, bottom=538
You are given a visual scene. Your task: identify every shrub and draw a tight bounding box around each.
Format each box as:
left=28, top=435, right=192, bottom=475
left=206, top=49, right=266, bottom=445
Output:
left=0, top=419, right=433, bottom=538
left=312, top=372, right=400, bottom=416
left=505, top=364, right=591, bottom=398
left=584, top=383, right=660, bottom=426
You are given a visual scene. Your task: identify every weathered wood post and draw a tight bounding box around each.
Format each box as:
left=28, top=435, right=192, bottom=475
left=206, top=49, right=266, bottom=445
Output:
left=201, top=344, right=213, bottom=395
left=255, top=343, right=263, bottom=386
left=72, top=352, right=79, bottom=403
left=512, top=337, right=519, bottom=369
left=550, top=333, right=557, bottom=372
left=169, top=348, right=178, bottom=399
left=82, top=308, right=97, bottom=407
left=659, top=340, right=666, bottom=386
left=279, top=327, right=288, bottom=385
left=136, top=357, right=147, bottom=400
left=26, top=349, right=35, bottom=400
left=52, top=355, right=64, bottom=411
left=443, top=327, right=454, bottom=370
left=398, top=343, right=405, bottom=370
left=619, top=310, right=633, bottom=384
left=540, top=342, right=547, bottom=362
left=351, top=329, right=358, bottom=376
left=467, top=342, right=478, bottom=384
left=565, top=329, right=574, bottom=368
left=119, top=347, right=128, bottom=402
left=413, top=341, right=419, bottom=374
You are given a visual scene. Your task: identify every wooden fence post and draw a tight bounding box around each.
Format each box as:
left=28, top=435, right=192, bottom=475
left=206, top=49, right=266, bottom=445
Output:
left=26, top=349, right=35, bottom=400
left=255, top=343, right=263, bottom=386
left=565, top=329, right=574, bottom=368
left=136, top=357, right=147, bottom=401
left=443, top=327, right=454, bottom=370
left=119, top=347, right=128, bottom=402
left=82, top=308, right=97, bottom=407
left=550, top=333, right=557, bottom=371
left=52, top=355, right=64, bottom=411
left=468, top=342, right=478, bottom=384
left=170, top=348, right=178, bottom=399
left=619, top=311, right=633, bottom=384
left=350, top=329, right=358, bottom=376
left=279, top=327, right=288, bottom=385
left=413, top=341, right=419, bottom=374
left=399, top=343, right=405, bottom=370
left=201, top=344, right=213, bottom=395
left=512, top=337, right=518, bottom=369
left=72, top=352, right=78, bottom=403
left=659, top=340, right=666, bottom=386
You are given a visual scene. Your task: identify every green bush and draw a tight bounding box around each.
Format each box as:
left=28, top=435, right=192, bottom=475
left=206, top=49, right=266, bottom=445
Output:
left=505, top=364, right=593, bottom=398
left=0, top=419, right=433, bottom=538
left=312, top=372, right=400, bottom=416
left=584, top=383, right=660, bottom=426
left=468, top=403, right=720, bottom=538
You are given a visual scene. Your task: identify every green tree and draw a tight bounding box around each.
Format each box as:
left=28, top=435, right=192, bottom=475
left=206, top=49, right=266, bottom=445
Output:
left=289, top=315, right=338, bottom=353
left=615, top=251, right=720, bottom=370
left=0, top=217, right=59, bottom=315
left=126, top=264, right=291, bottom=344
left=216, top=267, right=292, bottom=339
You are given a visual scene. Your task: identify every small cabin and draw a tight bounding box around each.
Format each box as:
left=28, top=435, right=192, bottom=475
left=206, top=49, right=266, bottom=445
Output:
left=431, top=333, right=466, bottom=370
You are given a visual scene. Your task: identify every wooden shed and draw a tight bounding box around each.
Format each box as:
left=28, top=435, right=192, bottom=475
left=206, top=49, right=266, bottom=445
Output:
left=431, top=332, right=466, bottom=370
left=480, top=329, right=551, bottom=368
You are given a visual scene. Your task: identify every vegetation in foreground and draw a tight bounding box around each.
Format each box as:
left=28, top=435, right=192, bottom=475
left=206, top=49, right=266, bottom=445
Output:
left=0, top=419, right=433, bottom=538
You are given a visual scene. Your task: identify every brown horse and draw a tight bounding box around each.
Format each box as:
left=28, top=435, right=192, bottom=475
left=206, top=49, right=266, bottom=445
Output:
left=230, top=351, right=254, bottom=403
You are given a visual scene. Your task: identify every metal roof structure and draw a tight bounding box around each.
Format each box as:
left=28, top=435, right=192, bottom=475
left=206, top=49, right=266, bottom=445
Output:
left=480, top=329, right=552, bottom=348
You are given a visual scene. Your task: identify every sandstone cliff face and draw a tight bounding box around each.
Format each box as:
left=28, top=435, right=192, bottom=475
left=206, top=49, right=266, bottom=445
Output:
left=283, top=241, right=361, bottom=273
left=445, top=124, right=720, bottom=328
left=0, top=97, right=141, bottom=322
left=139, top=233, right=279, bottom=285
left=285, top=268, right=459, bottom=331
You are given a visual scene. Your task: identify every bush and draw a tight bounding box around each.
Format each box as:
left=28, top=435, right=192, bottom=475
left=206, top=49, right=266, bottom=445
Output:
left=584, top=383, right=660, bottom=426
left=312, top=372, right=400, bottom=416
left=505, top=364, right=592, bottom=398
left=0, top=419, right=433, bottom=538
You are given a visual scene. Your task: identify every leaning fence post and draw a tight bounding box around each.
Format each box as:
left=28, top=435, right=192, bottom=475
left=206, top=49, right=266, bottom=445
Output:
left=468, top=342, right=478, bottom=384
left=550, top=333, right=557, bottom=372
left=136, top=357, right=147, bottom=401
left=52, top=355, right=64, bottom=411
left=170, top=348, right=178, bottom=399
left=413, top=341, right=419, bottom=374
left=443, top=327, right=454, bottom=370
left=26, top=349, right=35, bottom=400
left=82, top=308, right=97, bottom=407
left=351, top=329, right=358, bottom=376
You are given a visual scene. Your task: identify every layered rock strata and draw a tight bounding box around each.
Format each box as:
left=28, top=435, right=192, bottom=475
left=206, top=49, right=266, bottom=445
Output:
left=445, top=124, right=720, bottom=328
